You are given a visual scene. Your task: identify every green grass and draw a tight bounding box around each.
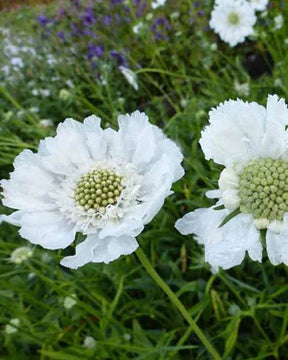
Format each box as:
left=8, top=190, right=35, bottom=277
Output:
left=1, top=1, right=288, bottom=359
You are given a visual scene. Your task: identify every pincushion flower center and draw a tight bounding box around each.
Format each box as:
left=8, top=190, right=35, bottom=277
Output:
left=228, top=12, right=240, bottom=25
left=74, top=168, right=124, bottom=213
left=239, top=159, right=288, bottom=221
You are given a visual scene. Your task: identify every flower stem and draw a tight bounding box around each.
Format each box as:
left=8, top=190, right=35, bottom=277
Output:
left=136, top=247, right=221, bottom=360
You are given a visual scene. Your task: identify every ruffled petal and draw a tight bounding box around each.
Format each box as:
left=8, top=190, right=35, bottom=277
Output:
left=261, top=95, right=288, bottom=159
left=176, top=208, right=262, bottom=269
left=60, top=234, right=138, bottom=269
left=19, top=211, right=75, bottom=249
left=1, top=150, right=56, bottom=212
left=40, top=118, right=92, bottom=175
left=266, top=229, right=288, bottom=265
left=200, top=99, right=266, bottom=166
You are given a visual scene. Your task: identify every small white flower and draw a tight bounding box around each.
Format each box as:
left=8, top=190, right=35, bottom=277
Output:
left=250, top=0, right=269, bottom=11
left=64, top=295, right=77, bottom=309
left=210, top=43, right=218, bottom=51
left=40, top=89, right=50, bottom=97
left=274, top=78, right=283, bottom=87
left=66, top=80, right=74, bottom=88
left=274, top=14, right=284, bottom=30
left=5, top=318, right=20, bottom=334
left=10, top=246, right=33, bottom=264
left=234, top=80, right=250, bottom=97
left=132, top=22, right=144, bottom=34
left=32, top=89, right=39, bottom=96
left=119, top=66, right=139, bottom=91
left=176, top=95, right=288, bottom=269
left=210, top=0, right=256, bottom=47
left=123, top=333, right=132, bottom=341
left=146, top=13, right=153, bottom=21
left=11, top=57, right=24, bottom=68
left=151, top=0, right=166, bottom=9
left=39, top=119, right=53, bottom=128
left=83, top=336, right=97, bottom=349
left=30, top=107, right=39, bottom=114
left=1, top=111, right=184, bottom=269
left=59, top=89, right=71, bottom=101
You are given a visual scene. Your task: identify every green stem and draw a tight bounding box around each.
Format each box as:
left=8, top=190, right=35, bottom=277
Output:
left=136, top=248, right=222, bottom=360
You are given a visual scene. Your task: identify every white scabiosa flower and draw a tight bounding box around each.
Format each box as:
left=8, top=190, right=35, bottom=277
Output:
left=5, top=318, right=20, bottom=334
left=250, top=0, right=269, bottom=11
left=151, top=0, right=166, bottom=9
left=210, top=0, right=256, bottom=47
left=10, top=246, right=33, bottom=264
left=234, top=80, right=250, bottom=97
left=1, top=111, right=183, bottom=269
left=119, top=66, right=139, bottom=91
left=64, top=295, right=77, bottom=309
left=274, top=14, right=284, bottom=30
left=176, top=95, right=288, bottom=269
left=83, top=336, right=97, bottom=349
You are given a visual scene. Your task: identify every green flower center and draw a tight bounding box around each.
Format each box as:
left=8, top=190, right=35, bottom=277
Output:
left=74, top=169, right=124, bottom=212
left=228, top=12, right=240, bottom=25
left=239, top=159, right=288, bottom=221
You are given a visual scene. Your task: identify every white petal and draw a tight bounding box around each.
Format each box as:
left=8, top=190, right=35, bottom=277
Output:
left=1, top=211, right=22, bottom=226
left=40, top=118, right=91, bottom=175
left=261, top=95, right=288, bottom=158
left=19, top=211, right=75, bottom=249
left=176, top=208, right=262, bottom=269
left=222, top=189, right=240, bottom=210
left=83, top=115, right=108, bottom=161
left=218, top=168, right=239, bottom=191
left=99, top=218, right=144, bottom=239
left=60, top=234, right=138, bottom=269
left=200, top=99, right=266, bottom=166
left=1, top=150, right=56, bottom=212
left=206, top=214, right=262, bottom=269
left=175, top=207, right=228, bottom=244
left=266, top=230, right=288, bottom=265
left=206, top=190, right=221, bottom=199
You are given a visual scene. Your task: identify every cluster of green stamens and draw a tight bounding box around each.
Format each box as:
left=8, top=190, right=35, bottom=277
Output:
left=239, top=159, right=288, bottom=221
left=74, top=169, right=124, bottom=212
left=228, top=12, right=240, bottom=25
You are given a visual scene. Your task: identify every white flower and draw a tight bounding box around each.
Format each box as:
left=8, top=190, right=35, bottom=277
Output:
left=249, top=0, right=268, bottom=11
left=274, top=14, right=284, bottom=30
left=64, top=295, right=77, bottom=309
left=132, top=22, right=144, bottom=34
left=234, top=80, right=250, bottom=97
left=119, top=66, right=139, bottom=91
left=39, top=119, right=53, bottom=128
left=83, top=336, right=97, bottom=349
left=5, top=318, right=20, bottom=334
left=59, top=89, right=71, bottom=101
left=1, top=111, right=183, bottom=269
left=11, top=57, right=24, bottom=68
left=10, top=246, right=33, bottom=264
left=210, top=0, right=256, bottom=47
left=176, top=95, right=288, bottom=269
left=151, top=0, right=166, bottom=9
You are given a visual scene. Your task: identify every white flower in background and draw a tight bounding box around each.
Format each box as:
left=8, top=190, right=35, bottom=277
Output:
left=250, top=0, right=268, bottom=11
left=83, top=336, right=97, bottom=349
left=274, top=14, right=284, bottom=30
left=119, top=66, right=139, bottom=91
left=151, top=0, right=166, bottom=9
left=176, top=95, right=288, bottom=269
left=10, top=246, right=33, bottom=264
left=210, top=43, right=218, bottom=51
left=10, top=57, right=24, bottom=68
left=133, top=22, right=144, bottom=34
left=5, top=318, right=20, bottom=334
left=40, top=89, right=50, bottom=97
left=39, top=119, right=53, bottom=128
left=64, top=295, right=77, bottom=309
left=1, top=112, right=183, bottom=269
left=210, top=0, right=256, bottom=47
left=234, top=80, right=250, bottom=96
left=59, top=89, right=71, bottom=101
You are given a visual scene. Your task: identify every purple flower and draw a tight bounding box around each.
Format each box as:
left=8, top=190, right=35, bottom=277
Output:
left=151, top=17, right=171, bottom=40
left=110, top=50, right=129, bottom=67
left=87, top=44, right=104, bottom=60
left=38, top=15, right=49, bottom=26
left=103, top=15, right=112, bottom=26
left=57, top=31, right=65, bottom=42
left=82, top=8, right=95, bottom=26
